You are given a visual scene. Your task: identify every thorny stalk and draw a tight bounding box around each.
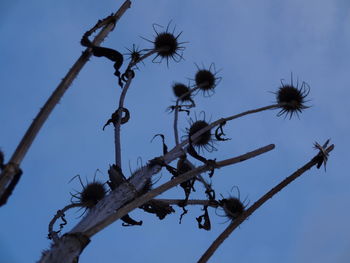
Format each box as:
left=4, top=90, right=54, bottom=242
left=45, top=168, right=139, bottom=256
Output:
left=197, top=143, right=335, bottom=263
left=0, top=0, right=132, bottom=206
left=84, top=143, right=275, bottom=237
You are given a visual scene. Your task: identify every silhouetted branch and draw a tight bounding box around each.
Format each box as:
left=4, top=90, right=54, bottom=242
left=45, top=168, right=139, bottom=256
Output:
left=197, top=142, right=334, bottom=263
left=85, top=143, right=275, bottom=237
left=0, top=0, right=132, bottom=207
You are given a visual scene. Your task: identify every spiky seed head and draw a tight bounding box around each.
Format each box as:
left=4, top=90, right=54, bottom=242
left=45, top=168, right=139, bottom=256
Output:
left=172, top=83, right=191, bottom=101
left=276, top=82, right=310, bottom=118
left=221, top=197, right=245, bottom=220
left=80, top=182, right=106, bottom=208
left=189, top=120, right=211, bottom=147
left=195, top=69, right=216, bottom=91
left=154, top=32, right=179, bottom=58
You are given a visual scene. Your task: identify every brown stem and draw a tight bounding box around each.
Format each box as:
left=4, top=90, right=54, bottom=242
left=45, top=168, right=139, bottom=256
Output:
left=0, top=0, right=132, bottom=206
left=197, top=143, right=335, bottom=263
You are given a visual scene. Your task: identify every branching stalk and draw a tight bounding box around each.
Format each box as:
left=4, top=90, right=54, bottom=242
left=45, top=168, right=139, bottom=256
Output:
left=85, top=143, right=275, bottom=236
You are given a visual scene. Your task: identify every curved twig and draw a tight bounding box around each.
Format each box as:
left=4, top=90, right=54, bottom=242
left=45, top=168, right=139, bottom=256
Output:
left=48, top=203, right=83, bottom=243
left=173, top=86, right=199, bottom=145
left=114, top=49, right=169, bottom=168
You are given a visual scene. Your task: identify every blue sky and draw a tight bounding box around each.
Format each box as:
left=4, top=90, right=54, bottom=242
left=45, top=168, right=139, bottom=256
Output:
left=0, top=0, right=349, bottom=262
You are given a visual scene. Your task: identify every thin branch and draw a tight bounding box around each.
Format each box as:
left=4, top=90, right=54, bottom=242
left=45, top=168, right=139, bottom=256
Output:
left=173, top=86, right=199, bottom=145
left=164, top=103, right=281, bottom=164
left=84, top=143, right=275, bottom=236
left=129, top=49, right=160, bottom=68
left=197, top=143, right=335, bottom=263
left=113, top=48, right=169, bottom=168
left=154, top=198, right=219, bottom=208
left=114, top=76, right=133, bottom=167
left=0, top=0, right=132, bottom=206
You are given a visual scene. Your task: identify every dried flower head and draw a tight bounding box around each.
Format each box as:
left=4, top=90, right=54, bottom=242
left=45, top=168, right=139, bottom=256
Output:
left=142, top=21, right=186, bottom=65
left=218, top=187, right=248, bottom=221
left=184, top=112, right=216, bottom=152
left=220, top=197, right=245, bottom=220
left=80, top=182, right=106, bottom=208
left=125, top=44, right=143, bottom=67
left=172, top=83, right=192, bottom=102
left=189, top=120, right=211, bottom=147
left=194, top=63, right=221, bottom=97
left=70, top=174, right=107, bottom=209
left=275, top=75, right=310, bottom=118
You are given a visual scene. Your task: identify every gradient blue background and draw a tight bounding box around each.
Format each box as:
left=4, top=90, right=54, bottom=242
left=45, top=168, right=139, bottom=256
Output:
left=0, top=0, right=349, bottom=262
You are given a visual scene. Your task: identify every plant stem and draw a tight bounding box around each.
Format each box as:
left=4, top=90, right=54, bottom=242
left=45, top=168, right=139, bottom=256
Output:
left=85, top=143, right=275, bottom=236
left=197, top=143, right=334, bottom=263
left=155, top=198, right=219, bottom=207
left=0, top=0, right=132, bottom=206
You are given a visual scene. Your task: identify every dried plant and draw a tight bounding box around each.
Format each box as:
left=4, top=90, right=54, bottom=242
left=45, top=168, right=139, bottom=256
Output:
left=0, top=1, right=334, bottom=263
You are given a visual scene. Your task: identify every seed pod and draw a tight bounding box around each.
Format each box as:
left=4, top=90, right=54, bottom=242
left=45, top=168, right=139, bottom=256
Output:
left=194, top=63, right=221, bottom=96
left=220, top=197, right=245, bottom=220
left=188, top=120, right=212, bottom=148
left=172, top=83, right=192, bottom=102
left=80, top=182, right=106, bottom=208
left=143, top=21, right=186, bottom=65
left=275, top=75, right=310, bottom=118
